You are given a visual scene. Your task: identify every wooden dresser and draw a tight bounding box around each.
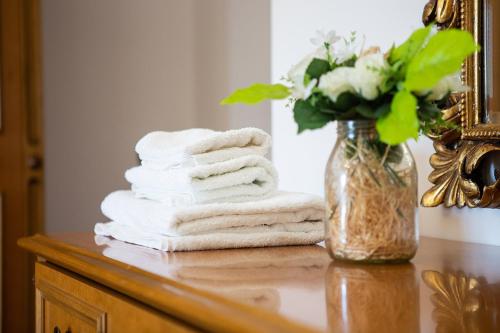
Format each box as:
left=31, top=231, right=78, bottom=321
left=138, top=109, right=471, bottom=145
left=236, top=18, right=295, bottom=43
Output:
left=18, top=233, right=500, bottom=333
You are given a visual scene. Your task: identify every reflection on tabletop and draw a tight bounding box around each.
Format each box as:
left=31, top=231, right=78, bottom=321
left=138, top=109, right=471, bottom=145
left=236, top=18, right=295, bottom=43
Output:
left=325, top=261, right=500, bottom=333
left=325, top=262, right=419, bottom=333
left=422, top=270, right=500, bottom=333
left=94, top=235, right=500, bottom=333
left=95, top=235, right=330, bottom=311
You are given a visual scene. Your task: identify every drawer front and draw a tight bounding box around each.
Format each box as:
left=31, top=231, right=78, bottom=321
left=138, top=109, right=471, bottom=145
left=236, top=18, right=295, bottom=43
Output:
left=35, top=262, right=198, bottom=333
left=37, top=279, right=105, bottom=333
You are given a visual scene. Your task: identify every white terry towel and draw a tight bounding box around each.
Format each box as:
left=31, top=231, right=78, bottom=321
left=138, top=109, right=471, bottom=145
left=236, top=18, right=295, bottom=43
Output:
left=136, top=128, right=271, bottom=170
left=125, top=155, right=278, bottom=206
left=94, top=190, right=325, bottom=251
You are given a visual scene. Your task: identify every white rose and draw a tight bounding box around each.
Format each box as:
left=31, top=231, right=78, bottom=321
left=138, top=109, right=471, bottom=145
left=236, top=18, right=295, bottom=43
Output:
left=318, top=67, right=355, bottom=102
left=350, top=52, right=388, bottom=100
left=423, top=73, right=468, bottom=101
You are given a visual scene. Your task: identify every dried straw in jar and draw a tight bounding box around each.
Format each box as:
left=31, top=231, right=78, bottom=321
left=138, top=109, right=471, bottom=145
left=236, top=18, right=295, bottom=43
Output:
left=326, top=141, right=417, bottom=261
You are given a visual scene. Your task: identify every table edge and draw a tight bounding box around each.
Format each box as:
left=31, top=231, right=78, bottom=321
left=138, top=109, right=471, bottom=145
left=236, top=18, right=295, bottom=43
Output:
left=18, top=234, right=321, bottom=333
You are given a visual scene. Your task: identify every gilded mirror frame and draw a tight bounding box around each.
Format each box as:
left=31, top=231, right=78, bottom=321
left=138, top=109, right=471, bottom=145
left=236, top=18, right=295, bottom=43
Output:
left=421, top=0, right=500, bottom=208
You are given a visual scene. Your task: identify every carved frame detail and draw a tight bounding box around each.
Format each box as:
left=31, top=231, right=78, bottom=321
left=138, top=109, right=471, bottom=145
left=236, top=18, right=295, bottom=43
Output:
left=421, top=0, right=500, bottom=208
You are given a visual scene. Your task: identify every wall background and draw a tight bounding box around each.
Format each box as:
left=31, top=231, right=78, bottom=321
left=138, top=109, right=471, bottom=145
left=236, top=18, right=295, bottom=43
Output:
left=42, top=0, right=270, bottom=232
left=43, top=0, right=499, bottom=245
left=271, top=0, right=500, bottom=246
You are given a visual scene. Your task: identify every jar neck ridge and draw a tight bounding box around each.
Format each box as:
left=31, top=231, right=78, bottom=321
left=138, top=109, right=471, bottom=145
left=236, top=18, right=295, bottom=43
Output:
left=337, top=120, right=377, bottom=139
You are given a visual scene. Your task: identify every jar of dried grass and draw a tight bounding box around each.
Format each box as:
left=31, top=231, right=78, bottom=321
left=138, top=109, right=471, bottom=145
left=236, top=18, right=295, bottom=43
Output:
left=325, top=120, right=418, bottom=263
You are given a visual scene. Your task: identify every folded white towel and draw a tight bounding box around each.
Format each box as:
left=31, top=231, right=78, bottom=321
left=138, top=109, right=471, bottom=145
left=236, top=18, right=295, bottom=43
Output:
left=136, top=128, right=271, bottom=170
left=125, top=155, right=278, bottom=205
left=94, top=190, right=325, bottom=251
left=94, top=222, right=324, bottom=252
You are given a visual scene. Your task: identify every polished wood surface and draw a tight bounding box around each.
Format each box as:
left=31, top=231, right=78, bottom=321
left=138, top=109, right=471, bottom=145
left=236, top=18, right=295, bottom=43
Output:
left=1, top=0, right=44, bottom=331
left=19, top=233, right=500, bottom=332
left=36, top=262, right=196, bottom=333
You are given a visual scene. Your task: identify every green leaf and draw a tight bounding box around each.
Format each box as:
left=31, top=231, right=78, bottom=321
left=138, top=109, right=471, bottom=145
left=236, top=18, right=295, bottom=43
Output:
left=389, top=25, right=432, bottom=66
left=220, top=83, right=290, bottom=105
left=376, top=90, right=419, bottom=145
left=353, top=104, right=377, bottom=119
left=336, top=108, right=359, bottom=120
left=305, top=58, right=331, bottom=80
left=374, top=103, right=391, bottom=118
left=308, top=93, right=339, bottom=116
left=340, top=56, right=356, bottom=67
left=418, top=100, right=441, bottom=121
left=404, top=29, right=479, bottom=91
left=333, top=92, right=359, bottom=111
left=293, top=100, right=332, bottom=133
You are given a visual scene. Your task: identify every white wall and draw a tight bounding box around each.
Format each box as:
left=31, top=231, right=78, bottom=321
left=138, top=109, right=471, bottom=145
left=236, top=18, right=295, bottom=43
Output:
left=43, top=0, right=197, bottom=232
left=271, top=0, right=500, bottom=246
left=43, top=0, right=270, bottom=232
left=194, top=0, right=271, bottom=132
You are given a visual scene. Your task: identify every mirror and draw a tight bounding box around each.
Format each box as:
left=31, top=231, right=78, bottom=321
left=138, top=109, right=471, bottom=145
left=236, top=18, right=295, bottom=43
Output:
left=421, top=0, right=500, bottom=209
left=483, top=0, right=500, bottom=124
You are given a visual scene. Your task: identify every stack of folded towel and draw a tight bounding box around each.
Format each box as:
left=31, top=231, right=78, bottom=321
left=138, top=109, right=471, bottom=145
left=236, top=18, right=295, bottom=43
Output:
left=94, top=128, right=325, bottom=251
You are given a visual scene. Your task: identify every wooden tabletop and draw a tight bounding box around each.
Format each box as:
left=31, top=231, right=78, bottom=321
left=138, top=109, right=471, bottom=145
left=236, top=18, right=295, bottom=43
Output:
left=19, top=233, right=500, bottom=333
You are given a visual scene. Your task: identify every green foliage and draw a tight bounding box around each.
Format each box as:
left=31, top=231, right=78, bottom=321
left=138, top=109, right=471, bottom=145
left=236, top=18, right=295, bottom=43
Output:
left=333, top=92, right=359, bottom=111
left=352, top=104, right=377, bottom=119
left=418, top=98, right=459, bottom=134
left=220, top=83, right=290, bottom=105
left=376, top=90, right=419, bottom=145
left=374, top=103, right=391, bottom=118
left=305, top=58, right=331, bottom=80
left=340, top=56, right=356, bottom=67
left=220, top=26, right=479, bottom=145
left=293, top=99, right=332, bottom=133
left=389, top=25, right=432, bottom=70
left=404, top=29, right=479, bottom=91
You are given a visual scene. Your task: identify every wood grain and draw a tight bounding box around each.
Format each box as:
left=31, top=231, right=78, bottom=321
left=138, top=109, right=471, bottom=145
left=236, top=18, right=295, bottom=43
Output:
left=20, top=234, right=319, bottom=333
left=19, top=233, right=500, bottom=332
left=36, top=262, right=196, bottom=333
left=0, top=0, right=44, bottom=331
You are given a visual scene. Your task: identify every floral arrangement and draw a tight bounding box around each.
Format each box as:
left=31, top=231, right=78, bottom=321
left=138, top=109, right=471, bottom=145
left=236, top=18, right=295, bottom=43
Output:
left=221, top=25, right=478, bottom=145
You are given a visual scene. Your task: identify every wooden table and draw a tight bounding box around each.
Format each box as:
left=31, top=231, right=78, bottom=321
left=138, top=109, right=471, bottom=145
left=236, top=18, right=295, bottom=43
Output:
left=18, top=233, right=500, bottom=332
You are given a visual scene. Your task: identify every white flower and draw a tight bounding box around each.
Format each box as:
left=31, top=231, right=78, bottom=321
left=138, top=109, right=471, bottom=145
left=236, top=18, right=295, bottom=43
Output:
left=310, top=30, right=341, bottom=47
left=350, top=52, right=388, bottom=100
left=286, top=53, right=317, bottom=100
left=331, top=32, right=362, bottom=64
left=421, top=73, right=468, bottom=101
left=286, top=47, right=329, bottom=81
left=287, top=53, right=315, bottom=81
left=286, top=47, right=332, bottom=100
left=333, top=38, right=358, bottom=64
left=291, top=77, right=317, bottom=100
left=318, top=67, right=355, bottom=102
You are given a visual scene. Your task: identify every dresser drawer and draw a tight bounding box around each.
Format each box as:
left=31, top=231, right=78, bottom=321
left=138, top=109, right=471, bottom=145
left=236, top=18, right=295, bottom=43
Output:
left=35, top=262, right=198, bottom=333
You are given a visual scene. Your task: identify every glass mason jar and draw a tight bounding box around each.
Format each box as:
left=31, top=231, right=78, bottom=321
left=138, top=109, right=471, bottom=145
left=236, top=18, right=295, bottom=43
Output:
left=324, top=120, right=418, bottom=263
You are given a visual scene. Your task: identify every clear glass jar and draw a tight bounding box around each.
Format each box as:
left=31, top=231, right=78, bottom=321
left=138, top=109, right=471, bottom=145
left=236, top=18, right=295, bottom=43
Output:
left=324, top=120, right=418, bottom=262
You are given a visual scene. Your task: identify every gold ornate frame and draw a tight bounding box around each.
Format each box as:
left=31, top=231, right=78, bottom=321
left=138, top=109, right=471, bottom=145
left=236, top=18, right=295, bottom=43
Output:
left=421, top=0, right=500, bottom=208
